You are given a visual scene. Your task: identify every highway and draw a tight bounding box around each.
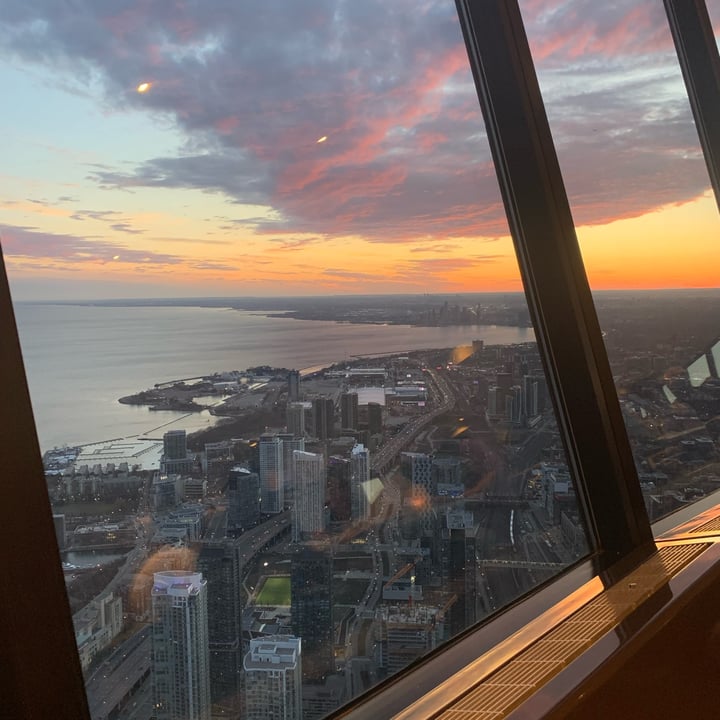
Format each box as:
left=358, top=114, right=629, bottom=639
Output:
left=371, top=366, right=456, bottom=475
left=84, top=626, right=152, bottom=720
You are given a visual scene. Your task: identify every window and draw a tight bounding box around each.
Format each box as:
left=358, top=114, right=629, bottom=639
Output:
left=522, top=0, right=720, bottom=525
left=1, top=1, right=719, bottom=719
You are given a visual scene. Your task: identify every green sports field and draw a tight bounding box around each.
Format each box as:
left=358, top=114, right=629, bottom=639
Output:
left=256, top=576, right=291, bottom=606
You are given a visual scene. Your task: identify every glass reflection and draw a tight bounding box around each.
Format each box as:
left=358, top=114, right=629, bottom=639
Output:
left=4, top=0, right=592, bottom=718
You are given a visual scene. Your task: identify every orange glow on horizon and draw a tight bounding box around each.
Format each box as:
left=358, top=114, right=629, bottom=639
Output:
left=577, top=192, right=720, bottom=290
left=5, top=190, right=719, bottom=296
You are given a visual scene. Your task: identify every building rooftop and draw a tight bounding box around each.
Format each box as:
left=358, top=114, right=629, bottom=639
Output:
left=74, top=437, right=163, bottom=472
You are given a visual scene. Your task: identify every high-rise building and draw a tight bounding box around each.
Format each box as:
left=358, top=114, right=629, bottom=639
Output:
left=367, top=402, right=383, bottom=435
left=350, top=444, right=371, bottom=520
left=291, top=550, right=333, bottom=680
left=227, top=466, right=260, bottom=534
left=279, top=433, right=306, bottom=504
left=288, top=369, right=301, bottom=402
left=522, top=373, right=546, bottom=421
left=164, top=430, right=187, bottom=460
left=292, top=450, right=326, bottom=541
left=162, top=430, right=194, bottom=475
left=403, top=452, right=435, bottom=536
left=432, top=456, right=462, bottom=486
left=312, top=397, right=335, bottom=440
left=302, top=674, right=346, bottom=720
left=259, top=434, right=284, bottom=513
left=286, top=401, right=306, bottom=438
left=379, top=605, right=440, bottom=677
left=447, top=527, right=478, bottom=636
left=196, top=544, right=242, bottom=718
left=340, top=392, right=359, bottom=430
left=326, top=455, right=351, bottom=521
left=152, top=571, right=211, bottom=720
left=244, top=636, right=302, bottom=720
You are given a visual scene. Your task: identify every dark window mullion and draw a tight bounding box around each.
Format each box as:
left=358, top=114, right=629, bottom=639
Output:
left=454, top=0, right=654, bottom=566
left=0, top=248, right=91, bottom=719
left=663, top=0, right=720, bottom=212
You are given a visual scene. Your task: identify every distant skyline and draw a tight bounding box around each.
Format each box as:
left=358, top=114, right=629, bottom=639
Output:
left=1, top=0, right=719, bottom=301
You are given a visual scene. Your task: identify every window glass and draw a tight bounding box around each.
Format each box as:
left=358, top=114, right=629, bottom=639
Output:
left=521, top=0, right=720, bottom=524
left=706, top=0, right=720, bottom=48
left=2, top=1, right=589, bottom=717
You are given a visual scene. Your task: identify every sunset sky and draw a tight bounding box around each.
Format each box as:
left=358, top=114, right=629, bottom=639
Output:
left=1, top=0, right=719, bottom=301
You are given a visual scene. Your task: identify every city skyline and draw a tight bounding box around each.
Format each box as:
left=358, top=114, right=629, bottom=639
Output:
left=1, top=0, right=719, bottom=301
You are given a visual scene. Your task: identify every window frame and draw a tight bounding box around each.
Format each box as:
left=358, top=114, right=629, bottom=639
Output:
left=664, top=0, right=720, bottom=211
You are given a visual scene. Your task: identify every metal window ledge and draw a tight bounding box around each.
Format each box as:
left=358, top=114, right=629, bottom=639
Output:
left=390, top=503, right=720, bottom=719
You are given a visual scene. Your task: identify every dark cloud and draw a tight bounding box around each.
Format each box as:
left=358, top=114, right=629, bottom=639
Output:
left=90, top=153, right=272, bottom=204
left=0, top=0, right=711, bottom=246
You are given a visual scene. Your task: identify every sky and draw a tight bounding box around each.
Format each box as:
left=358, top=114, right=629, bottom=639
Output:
left=1, top=0, right=719, bottom=301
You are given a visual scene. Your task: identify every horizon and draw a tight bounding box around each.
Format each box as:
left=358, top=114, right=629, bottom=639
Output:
left=12, top=286, right=720, bottom=306
left=2, top=1, right=720, bottom=302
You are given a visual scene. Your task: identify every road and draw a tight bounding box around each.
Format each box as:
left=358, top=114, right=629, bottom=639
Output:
left=371, top=366, right=455, bottom=475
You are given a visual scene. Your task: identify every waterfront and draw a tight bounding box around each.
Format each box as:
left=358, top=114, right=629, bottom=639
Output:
left=14, top=302, right=533, bottom=451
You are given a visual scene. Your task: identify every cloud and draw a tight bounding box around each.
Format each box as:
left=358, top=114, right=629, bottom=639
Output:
left=89, top=153, right=273, bottom=204
left=266, top=236, right=323, bottom=251
left=0, top=0, right=711, bottom=251
left=0, top=225, right=182, bottom=266
left=410, top=243, right=461, bottom=253
left=69, top=209, right=145, bottom=234
left=110, top=222, right=144, bottom=234
left=191, top=261, right=238, bottom=271
left=405, top=255, right=502, bottom=274
left=324, top=268, right=379, bottom=281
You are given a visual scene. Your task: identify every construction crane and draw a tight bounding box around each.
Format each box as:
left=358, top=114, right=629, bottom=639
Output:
left=384, top=562, right=415, bottom=587
left=439, top=594, right=458, bottom=619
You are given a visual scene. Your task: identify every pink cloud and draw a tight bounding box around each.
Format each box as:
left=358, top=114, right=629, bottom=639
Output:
left=215, top=116, right=240, bottom=135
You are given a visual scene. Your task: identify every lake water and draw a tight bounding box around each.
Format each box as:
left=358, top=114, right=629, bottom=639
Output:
left=13, top=303, right=534, bottom=451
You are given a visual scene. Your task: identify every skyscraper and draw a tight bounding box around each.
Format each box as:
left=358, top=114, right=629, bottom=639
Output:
left=367, top=402, right=383, bottom=435
left=259, top=434, right=284, bottom=513
left=279, top=433, right=306, bottom=504
left=244, top=636, right=302, bottom=720
left=196, top=544, right=242, bottom=718
left=286, top=401, right=306, bottom=438
left=326, top=455, right=351, bottom=521
left=379, top=606, right=439, bottom=677
left=340, top=392, right=359, bottom=430
left=164, top=429, right=187, bottom=460
left=292, top=450, right=326, bottom=542
left=162, top=429, right=194, bottom=475
left=152, top=571, right=211, bottom=720
left=403, top=452, right=435, bottom=536
left=291, top=550, right=333, bottom=680
left=312, top=397, right=335, bottom=440
left=350, top=444, right=371, bottom=520
left=227, top=466, right=260, bottom=534
left=288, top=369, right=301, bottom=402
